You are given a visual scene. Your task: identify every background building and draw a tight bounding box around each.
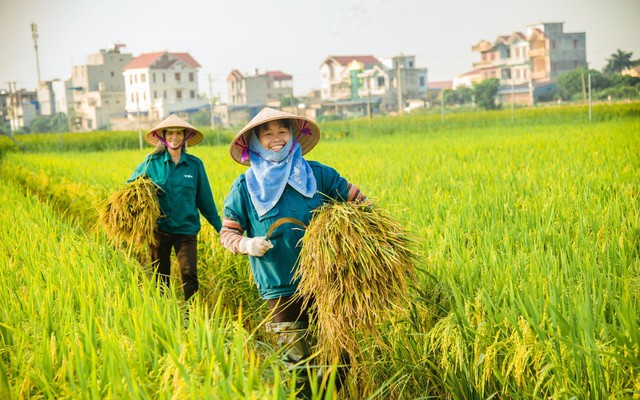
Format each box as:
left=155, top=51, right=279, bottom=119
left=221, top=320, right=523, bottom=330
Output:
left=71, top=43, right=132, bottom=130
left=227, top=69, right=293, bottom=107
left=468, top=22, right=586, bottom=104
left=122, top=51, right=207, bottom=123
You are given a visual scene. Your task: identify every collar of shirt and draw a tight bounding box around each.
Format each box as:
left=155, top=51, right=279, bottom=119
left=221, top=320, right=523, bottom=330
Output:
left=161, top=150, right=187, bottom=166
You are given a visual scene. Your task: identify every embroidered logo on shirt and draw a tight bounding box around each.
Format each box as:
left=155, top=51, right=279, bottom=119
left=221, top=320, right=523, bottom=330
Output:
left=184, top=174, right=193, bottom=178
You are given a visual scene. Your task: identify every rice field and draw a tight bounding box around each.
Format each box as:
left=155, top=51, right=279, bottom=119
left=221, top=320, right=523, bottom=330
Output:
left=0, top=103, right=639, bottom=399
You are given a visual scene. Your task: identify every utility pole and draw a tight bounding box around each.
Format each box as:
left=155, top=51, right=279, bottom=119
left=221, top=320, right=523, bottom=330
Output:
left=440, top=91, right=444, bottom=126
left=395, top=56, right=403, bottom=115
left=8, top=82, right=20, bottom=132
left=31, top=23, right=42, bottom=84
left=137, top=96, right=143, bottom=150
left=511, top=80, right=515, bottom=124
left=208, top=74, right=214, bottom=129
left=588, top=72, right=592, bottom=122
left=208, top=73, right=219, bottom=144
left=366, top=76, right=372, bottom=121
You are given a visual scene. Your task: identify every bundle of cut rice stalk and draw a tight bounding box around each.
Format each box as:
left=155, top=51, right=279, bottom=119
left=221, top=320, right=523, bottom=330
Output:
left=98, top=176, right=162, bottom=250
left=295, top=200, right=418, bottom=365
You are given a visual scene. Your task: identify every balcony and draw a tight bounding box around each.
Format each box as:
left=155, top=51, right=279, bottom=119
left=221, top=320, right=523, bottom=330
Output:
left=531, top=70, right=548, bottom=80
left=473, top=59, right=493, bottom=68
left=528, top=48, right=547, bottom=58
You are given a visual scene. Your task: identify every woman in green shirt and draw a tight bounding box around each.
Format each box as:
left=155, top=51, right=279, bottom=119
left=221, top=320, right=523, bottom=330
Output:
left=129, top=114, right=222, bottom=302
left=220, top=107, right=366, bottom=397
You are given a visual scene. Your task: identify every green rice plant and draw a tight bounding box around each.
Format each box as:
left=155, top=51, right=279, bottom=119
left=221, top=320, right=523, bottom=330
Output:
left=1, top=103, right=638, bottom=398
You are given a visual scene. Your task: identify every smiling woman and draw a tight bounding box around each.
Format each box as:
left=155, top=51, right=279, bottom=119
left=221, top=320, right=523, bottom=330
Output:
left=126, top=114, right=222, bottom=303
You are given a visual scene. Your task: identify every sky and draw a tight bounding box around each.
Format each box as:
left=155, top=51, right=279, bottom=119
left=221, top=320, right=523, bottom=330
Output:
left=1, top=0, right=639, bottom=102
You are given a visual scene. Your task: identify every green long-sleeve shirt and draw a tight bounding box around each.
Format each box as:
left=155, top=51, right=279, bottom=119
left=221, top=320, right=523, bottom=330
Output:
left=222, top=161, right=355, bottom=299
left=129, top=151, right=222, bottom=235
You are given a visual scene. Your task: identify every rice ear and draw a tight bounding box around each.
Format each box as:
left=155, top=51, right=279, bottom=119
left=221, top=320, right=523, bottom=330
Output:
left=294, top=200, right=418, bottom=365
left=98, top=177, right=162, bottom=251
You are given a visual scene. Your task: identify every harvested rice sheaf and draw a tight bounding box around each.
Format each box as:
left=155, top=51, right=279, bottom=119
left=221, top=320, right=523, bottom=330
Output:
left=99, top=176, right=162, bottom=250
left=295, top=201, right=418, bottom=364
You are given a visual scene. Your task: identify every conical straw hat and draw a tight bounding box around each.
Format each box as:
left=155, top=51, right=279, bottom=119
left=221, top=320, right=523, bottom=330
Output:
left=145, top=114, right=204, bottom=147
left=229, top=107, right=320, bottom=165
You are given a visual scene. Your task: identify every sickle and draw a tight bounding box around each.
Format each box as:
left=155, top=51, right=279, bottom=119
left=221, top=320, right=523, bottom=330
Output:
left=265, top=217, right=308, bottom=240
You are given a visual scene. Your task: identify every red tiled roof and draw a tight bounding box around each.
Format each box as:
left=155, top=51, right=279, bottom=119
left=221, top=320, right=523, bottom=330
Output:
left=265, top=70, right=292, bottom=80
left=428, top=81, right=453, bottom=90
left=459, top=69, right=481, bottom=77
left=327, top=55, right=380, bottom=66
left=227, top=69, right=244, bottom=81
left=124, top=52, right=201, bottom=70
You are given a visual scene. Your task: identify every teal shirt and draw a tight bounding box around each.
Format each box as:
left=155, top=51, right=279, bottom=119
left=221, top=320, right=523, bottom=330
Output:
left=223, top=161, right=352, bottom=299
left=129, top=151, right=222, bottom=235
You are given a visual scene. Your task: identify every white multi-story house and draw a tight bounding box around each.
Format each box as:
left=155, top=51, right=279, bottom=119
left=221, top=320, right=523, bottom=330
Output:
left=469, top=22, right=586, bottom=104
left=320, top=55, right=382, bottom=101
left=71, top=44, right=132, bottom=130
left=320, top=54, right=427, bottom=112
left=123, top=51, right=207, bottom=120
left=227, top=69, right=293, bottom=107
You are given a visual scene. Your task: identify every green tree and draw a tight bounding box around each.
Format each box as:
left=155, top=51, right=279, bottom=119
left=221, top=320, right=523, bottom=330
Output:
left=280, top=96, right=299, bottom=107
left=473, top=78, right=500, bottom=110
left=49, top=113, right=69, bottom=132
left=455, top=86, right=473, bottom=105
left=604, top=49, right=634, bottom=73
left=188, top=109, right=212, bottom=127
left=0, top=118, right=10, bottom=134
left=30, top=116, right=52, bottom=133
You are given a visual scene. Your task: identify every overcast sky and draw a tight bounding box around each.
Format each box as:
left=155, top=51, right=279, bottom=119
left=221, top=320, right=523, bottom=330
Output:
left=1, top=0, right=639, bottom=101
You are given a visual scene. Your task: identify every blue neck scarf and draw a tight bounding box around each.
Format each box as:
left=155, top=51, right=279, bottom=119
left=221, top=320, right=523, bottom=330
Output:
left=246, top=130, right=317, bottom=216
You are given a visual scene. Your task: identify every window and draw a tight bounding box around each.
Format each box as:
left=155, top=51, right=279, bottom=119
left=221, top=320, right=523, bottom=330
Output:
left=134, top=75, right=138, bottom=84
left=162, top=73, right=166, bottom=83
left=163, top=91, right=167, bottom=99
left=377, top=76, right=385, bottom=87
left=573, top=40, right=578, bottom=49
left=129, top=75, right=133, bottom=84
left=409, top=61, right=414, bottom=68
left=175, top=73, right=181, bottom=81
left=143, top=92, right=147, bottom=101
left=176, top=90, right=182, bottom=99
left=419, top=76, right=425, bottom=86
left=190, top=90, right=195, bottom=98
left=154, top=91, right=157, bottom=99
left=130, top=93, right=134, bottom=102
left=110, top=71, right=114, bottom=77
left=153, top=73, right=156, bottom=83
left=140, top=74, right=146, bottom=83
left=189, top=72, right=194, bottom=82
left=552, top=40, right=556, bottom=50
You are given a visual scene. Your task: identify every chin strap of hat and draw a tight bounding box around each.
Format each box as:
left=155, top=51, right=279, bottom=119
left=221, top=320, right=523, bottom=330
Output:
left=153, top=129, right=194, bottom=149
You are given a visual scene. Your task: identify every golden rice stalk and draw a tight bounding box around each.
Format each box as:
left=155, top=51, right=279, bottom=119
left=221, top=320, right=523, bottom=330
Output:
left=98, top=177, right=162, bottom=250
left=295, top=201, right=418, bottom=364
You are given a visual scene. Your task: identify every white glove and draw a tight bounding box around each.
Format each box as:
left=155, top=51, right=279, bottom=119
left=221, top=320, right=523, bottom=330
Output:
left=238, top=236, right=273, bottom=257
